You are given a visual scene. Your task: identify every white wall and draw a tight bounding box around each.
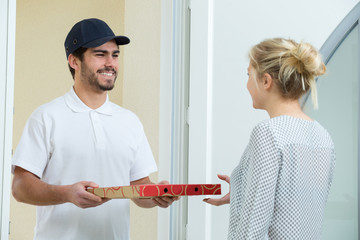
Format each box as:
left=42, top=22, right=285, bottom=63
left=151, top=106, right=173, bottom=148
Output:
left=187, top=0, right=360, bottom=239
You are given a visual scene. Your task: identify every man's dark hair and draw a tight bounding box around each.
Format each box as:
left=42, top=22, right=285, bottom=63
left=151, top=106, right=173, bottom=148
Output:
left=68, top=47, right=87, bottom=79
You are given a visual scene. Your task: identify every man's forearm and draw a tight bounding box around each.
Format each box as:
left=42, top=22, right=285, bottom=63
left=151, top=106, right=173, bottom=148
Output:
left=12, top=167, right=69, bottom=206
left=12, top=166, right=107, bottom=209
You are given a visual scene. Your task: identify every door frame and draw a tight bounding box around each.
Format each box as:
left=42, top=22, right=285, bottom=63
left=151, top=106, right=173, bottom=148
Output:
left=158, top=0, right=191, bottom=239
left=0, top=0, right=16, bottom=239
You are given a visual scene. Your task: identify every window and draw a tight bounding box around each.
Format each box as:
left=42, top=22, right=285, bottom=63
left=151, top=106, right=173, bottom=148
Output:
left=302, top=3, right=360, bottom=239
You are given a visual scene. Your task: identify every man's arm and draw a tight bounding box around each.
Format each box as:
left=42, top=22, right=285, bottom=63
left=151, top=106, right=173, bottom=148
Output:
left=130, top=177, right=179, bottom=208
left=12, top=166, right=109, bottom=208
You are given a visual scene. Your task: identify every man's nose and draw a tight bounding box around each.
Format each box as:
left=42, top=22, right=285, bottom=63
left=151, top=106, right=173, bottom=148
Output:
left=105, top=55, right=117, bottom=68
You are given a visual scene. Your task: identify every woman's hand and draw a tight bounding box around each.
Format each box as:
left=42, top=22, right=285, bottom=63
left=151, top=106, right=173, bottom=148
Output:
left=203, top=174, right=230, bottom=206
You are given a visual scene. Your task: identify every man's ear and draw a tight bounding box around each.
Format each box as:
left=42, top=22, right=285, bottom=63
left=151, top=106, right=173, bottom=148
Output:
left=262, top=73, right=273, bottom=90
left=68, top=54, right=80, bottom=71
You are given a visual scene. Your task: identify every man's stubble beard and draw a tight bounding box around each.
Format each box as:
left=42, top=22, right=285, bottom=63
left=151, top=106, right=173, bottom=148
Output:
left=80, top=61, right=117, bottom=92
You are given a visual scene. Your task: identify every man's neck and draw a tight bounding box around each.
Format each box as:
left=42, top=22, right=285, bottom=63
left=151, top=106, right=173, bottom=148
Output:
left=73, top=84, right=107, bottom=109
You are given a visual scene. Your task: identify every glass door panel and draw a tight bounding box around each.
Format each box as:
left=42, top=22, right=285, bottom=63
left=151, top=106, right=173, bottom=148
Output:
left=303, top=23, right=359, bottom=239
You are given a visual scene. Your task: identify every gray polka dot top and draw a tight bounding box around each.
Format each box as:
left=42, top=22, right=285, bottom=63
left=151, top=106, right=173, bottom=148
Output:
left=228, top=115, right=336, bottom=240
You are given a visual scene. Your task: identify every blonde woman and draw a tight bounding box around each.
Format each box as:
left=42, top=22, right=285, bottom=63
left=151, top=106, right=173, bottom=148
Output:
left=204, top=38, right=336, bottom=239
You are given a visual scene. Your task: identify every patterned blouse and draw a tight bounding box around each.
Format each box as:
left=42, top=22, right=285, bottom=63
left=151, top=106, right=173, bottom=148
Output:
left=228, top=115, right=336, bottom=240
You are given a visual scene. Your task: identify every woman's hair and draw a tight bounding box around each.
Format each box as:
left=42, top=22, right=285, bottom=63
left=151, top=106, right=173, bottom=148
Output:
left=248, top=38, right=326, bottom=108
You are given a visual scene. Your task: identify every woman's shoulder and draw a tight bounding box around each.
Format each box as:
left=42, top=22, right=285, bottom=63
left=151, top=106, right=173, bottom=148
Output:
left=254, top=115, right=334, bottom=147
left=251, top=116, right=303, bottom=143
left=249, top=119, right=275, bottom=142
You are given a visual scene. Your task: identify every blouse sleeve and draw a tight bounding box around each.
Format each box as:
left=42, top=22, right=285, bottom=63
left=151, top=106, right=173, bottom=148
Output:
left=230, top=122, right=281, bottom=239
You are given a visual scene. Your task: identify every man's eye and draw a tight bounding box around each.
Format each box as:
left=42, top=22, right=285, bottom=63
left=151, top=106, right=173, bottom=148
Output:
left=113, top=55, right=119, bottom=58
left=96, top=54, right=105, bottom=57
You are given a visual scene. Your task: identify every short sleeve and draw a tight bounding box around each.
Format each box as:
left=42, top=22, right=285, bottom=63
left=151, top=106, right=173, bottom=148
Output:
left=129, top=128, right=157, bottom=181
left=12, top=116, right=49, bottom=178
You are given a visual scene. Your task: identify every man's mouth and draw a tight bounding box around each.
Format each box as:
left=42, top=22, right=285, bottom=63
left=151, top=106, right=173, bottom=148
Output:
left=98, top=69, right=116, bottom=77
left=99, top=72, right=114, bottom=77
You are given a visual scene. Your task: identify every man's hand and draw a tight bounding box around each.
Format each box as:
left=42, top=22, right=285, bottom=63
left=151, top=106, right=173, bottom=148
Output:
left=67, top=181, right=110, bottom=208
left=203, top=174, right=230, bottom=206
left=131, top=177, right=180, bottom=208
left=151, top=180, right=180, bottom=208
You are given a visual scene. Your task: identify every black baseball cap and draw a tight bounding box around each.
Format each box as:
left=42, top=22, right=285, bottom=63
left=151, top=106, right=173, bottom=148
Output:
left=64, top=18, right=130, bottom=59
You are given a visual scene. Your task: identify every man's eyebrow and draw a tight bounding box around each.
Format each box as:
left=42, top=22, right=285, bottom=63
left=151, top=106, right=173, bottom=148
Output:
left=92, top=50, right=120, bottom=54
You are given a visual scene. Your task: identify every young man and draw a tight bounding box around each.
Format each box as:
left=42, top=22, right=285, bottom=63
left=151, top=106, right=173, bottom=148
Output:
left=12, top=18, right=177, bottom=240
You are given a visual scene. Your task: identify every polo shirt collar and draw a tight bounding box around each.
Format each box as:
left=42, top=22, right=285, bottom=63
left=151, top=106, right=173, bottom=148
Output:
left=64, top=87, right=113, bottom=116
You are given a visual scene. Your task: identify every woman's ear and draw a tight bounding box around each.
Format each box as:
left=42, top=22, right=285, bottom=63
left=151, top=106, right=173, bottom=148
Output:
left=262, top=73, right=273, bottom=90
left=68, top=54, right=80, bottom=71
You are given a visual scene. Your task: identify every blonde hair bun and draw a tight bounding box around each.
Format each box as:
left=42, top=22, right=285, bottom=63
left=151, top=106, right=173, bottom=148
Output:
left=249, top=38, right=326, bottom=108
left=286, top=40, right=326, bottom=77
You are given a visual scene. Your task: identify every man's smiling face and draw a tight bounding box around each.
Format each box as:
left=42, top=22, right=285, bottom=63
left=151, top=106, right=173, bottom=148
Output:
left=79, top=40, right=120, bottom=92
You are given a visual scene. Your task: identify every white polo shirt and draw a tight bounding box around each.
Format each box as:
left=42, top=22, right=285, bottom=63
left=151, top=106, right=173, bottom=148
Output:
left=12, top=88, right=158, bottom=240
